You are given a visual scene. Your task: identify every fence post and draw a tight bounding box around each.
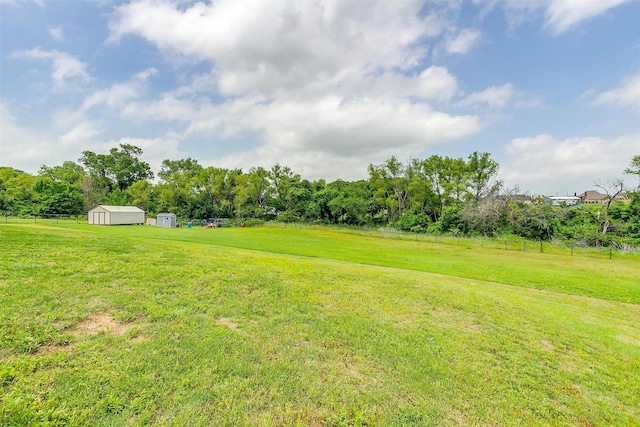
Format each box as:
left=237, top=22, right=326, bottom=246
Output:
left=540, top=242, right=543, bottom=253
left=609, top=247, right=613, bottom=260
left=570, top=245, right=573, bottom=256
left=34, top=215, right=37, bottom=223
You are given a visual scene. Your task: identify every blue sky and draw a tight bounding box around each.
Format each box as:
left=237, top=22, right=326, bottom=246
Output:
left=1, top=0, right=638, bottom=195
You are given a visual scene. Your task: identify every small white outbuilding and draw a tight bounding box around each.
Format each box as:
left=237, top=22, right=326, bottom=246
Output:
left=157, top=213, right=177, bottom=228
left=88, top=205, right=145, bottom=226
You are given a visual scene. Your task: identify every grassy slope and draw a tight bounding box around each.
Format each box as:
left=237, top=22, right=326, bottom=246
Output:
left=90, top=224, right=640, bottom=304
left=1, top=223, right=639, bottom=426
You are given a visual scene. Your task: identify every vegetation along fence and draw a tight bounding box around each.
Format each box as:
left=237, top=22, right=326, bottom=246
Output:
left=263, top=221, right=640, bottom=260
left=3, top=213, right=638, bottom=260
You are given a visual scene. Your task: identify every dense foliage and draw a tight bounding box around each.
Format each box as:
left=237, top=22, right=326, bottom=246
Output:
left=1, top=145, right=638, bottom=247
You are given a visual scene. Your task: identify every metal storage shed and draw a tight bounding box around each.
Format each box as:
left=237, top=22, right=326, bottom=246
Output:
left=88, top=205, right=145, bottom=225
left=157, top=213, right=177, bottom=228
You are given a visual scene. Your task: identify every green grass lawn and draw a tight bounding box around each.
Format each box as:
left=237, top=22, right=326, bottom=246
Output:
left=1, top=223, right=639, bottom=426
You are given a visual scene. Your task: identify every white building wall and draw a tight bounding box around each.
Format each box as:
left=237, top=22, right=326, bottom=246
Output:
left=88, top=206, right=144, bottom=225
left=110, top=212, right=144, bottom=225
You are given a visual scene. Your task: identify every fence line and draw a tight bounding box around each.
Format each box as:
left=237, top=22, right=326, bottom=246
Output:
left=2, top=213, right=638, bottom=259
left=264, top=221, right=640, bottom=260
left=2, top=212, right=84, bottom=224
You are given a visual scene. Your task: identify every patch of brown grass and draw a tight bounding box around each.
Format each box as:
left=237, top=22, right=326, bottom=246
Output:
left=73, top=311, right=133, bottom=337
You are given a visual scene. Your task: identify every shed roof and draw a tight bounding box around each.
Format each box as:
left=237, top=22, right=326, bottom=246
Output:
left=94, top=205, right=145, bottom=213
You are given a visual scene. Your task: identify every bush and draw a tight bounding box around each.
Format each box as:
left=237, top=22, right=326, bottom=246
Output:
left=241, top=218, right=264, bottom=227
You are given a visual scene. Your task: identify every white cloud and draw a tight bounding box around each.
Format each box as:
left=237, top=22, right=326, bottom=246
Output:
left=1, top=102, right=53, bottom=169
left=10, top=48, right=90, bottom=90
left=502, top=133, right=639, bottom=194
left=0, top=102, right=90, bottom=171
left=81, top=68, right=157, bottom=111
left=104, top=0, right=482, bottom=180
left=0, top=102, right=177, bottom=175
left=0, top=0, right=44, bottom=6
left=591, top=73, right=640, bottom=109
left=49, top=26, right=63, bottom=41
left=457, top=83, right=517, bottom=109
left=192, top=97, right=481, bottom=180
left=474, top=0, right=631, bottom=35
left=108, top=0, right=446, bottom=97
left=544, top=0, right=630, bottom=34
left=446, top=28, right=481, bottom=54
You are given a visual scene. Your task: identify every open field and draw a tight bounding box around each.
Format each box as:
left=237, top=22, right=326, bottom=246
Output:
left=1, top=223, right=639, bottom=425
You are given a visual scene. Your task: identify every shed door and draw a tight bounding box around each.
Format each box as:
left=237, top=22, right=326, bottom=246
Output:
left=93, top=211, right=105, bottom=225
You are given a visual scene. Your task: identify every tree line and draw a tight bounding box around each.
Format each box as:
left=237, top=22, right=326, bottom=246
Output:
left=1, top=145, right=639, bottom=247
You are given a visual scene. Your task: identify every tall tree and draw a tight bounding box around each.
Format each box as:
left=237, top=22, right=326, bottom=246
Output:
left=237, top=166, right=271, bottom=219
left=79, top=144, right=153, bottom=204
left=38, top=161, right=85, bottom=185
left=368, top=156, right=408, bottom=222
left=419, top=155, right=447, bottom=221
left=466, top=151, right=502, bottom=202
left=441, top=157, right=469, bottom=203
left=108, top=144, right=154, bottom=191
left=31, top=177, right=84, bottom=215
left=0, top=167, right=34, bottom=213
left=127, top=180, right=154, bottom=212
left=197, top=167, right=242, bottom=218
left=157, top=158, right=203, bottom=214
left=625, top=155, right=640, bottom=189
left=269, top=164, right=299, bottom=217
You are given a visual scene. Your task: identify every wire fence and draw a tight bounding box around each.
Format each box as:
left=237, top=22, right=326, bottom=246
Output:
left=262, top=221, right=640, bottom=260
left=2, top=212, right=85, bottom=224
left=2, top=213, right=639, bottom=260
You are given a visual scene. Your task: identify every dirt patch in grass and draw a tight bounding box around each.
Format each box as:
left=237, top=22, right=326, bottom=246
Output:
left=36, top=342, right=71, bottom=355
left=73, top=311, right=132, bottom=337
left=541, top=340, right=555, bottom=352
left=215, top=317, right=248, bottom=335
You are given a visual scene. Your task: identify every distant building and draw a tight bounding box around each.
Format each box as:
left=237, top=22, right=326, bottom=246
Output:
left=157, top=213, right=177, bottom=228
left=545, top=196, right=581, bottom=206
left=88, top=205, right=145, bottom=225
left=577, top=190, right=624, bottom=204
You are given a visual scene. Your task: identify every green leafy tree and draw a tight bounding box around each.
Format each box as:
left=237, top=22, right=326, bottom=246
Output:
left=625, top=155, right=640, bottom=190
left=31, top=177, right=84, bottom=215
left=441, top=157, right=469, bottom=204
left=108, top=144, right=154, bottom=191
left=236, top=166, right=272, bottom=219
left=80, top=144, right=153, bottom=205
left=127, top=180, right=154, bottom=213
left=197, top=167, right=242, bottom=219
left=466, top=151, right=502, bottom=202
left=368, top=156, right=408, bottom=222
left=0, top=168, right=36, bottom=214
left=269, top=164, right=300, bottom=219
left=323, top=180, right=372, bottom=225
left=38, top=161, right=85, bottom=185
left=157, top=158, right=203, bottom=215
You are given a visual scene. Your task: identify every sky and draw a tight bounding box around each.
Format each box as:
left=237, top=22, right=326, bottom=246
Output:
left=1, top=0, right=639, bottom=196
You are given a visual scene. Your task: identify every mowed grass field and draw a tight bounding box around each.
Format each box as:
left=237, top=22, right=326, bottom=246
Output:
left=1, top=223, right=639, bottom=426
